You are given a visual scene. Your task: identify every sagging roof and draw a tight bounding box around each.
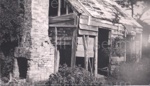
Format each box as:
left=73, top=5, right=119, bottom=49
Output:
left=67, top=0, right=142, bottom=29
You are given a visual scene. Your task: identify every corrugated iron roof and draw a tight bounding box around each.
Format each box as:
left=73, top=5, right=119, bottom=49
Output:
left=67, top=0, right=142, bottom=29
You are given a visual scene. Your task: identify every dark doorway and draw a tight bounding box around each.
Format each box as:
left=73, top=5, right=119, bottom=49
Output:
left=98, top=29, right=110, bottom=76
left=76, top=57, right=84, bottom=67
left=58, top=45, right=72, bottom=67
left=17, top=57, right=28, bottom=79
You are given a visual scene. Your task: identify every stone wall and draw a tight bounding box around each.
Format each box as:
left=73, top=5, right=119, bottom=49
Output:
left=0, top=0, right=55, bottom=82
left=12, top=0, right=55, bottom=82
left=26, top=0, right=55, bottom=82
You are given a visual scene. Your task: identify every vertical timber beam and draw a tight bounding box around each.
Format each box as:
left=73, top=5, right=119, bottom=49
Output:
left=124, top=30, right=127, bottom=61
left=58, top=0, right=61, bottom=16
left=54, top=27, right=58, bottom=73
left=83, top=35, right=88, bottom=70
left=66, top=4, right=69, bottom=14
left=94, top=36, right=98, bottom=76
left=71, top=29, right=77, bottom=68
left=140, top=33, right=142, bottom=59
left=108, top=31, right=112, bottom=63
left=108, top=30, right=112, bottom=75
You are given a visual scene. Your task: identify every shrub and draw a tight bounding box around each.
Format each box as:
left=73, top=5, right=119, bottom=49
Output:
left=46, top=64, right=105, bottom=86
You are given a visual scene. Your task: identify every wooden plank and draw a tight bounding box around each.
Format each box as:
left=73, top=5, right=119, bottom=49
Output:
left=140, top=34, right=142, bottom=59
left=94, top=36, right=98, bottom=76
left=108, top=30, right=111, bottom=76
left=77, top=44, right=94, bottom=51
left=76, top=51, right=94, bottom=57
left=74, top=14, right=77, bottom=25
left=54, top=27, right=58, bottom=73
left=79, top=29, right=98, bottom=36
left=56, top=50, right=60, bottom=72
left=51, top=20, right=75, bottom=26
left=49, top=24, right=77, bottom=28
left=66, top=0, right=90, bottom=15
left=124, top=30, right=127, bottom=61
left=66, top=4, right=69, bottom=14
left=79, top=24, right=98, bottom=31
left=86, top=35, right=92, bottom=73
left=80, top=18, right=117, bottom=30
left=83, top=35, right=88, bottom=70
left=76, top=36, right=94, bottom=57
left=71, top=29, right=77, bottom=68
left=80, top=15, right=120, bottom=30
left=77, top=37, right=94, bottom=50
left=58, top=0, right=61, bottom=16
left=49, top=13, right=76, bottom=24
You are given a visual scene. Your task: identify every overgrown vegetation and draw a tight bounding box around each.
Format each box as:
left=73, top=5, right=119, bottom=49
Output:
left=46, top=64, right=105, bottom=86
left=108, top=57, right=150, bottom=85
left=0, top=0, right=25, bottom=81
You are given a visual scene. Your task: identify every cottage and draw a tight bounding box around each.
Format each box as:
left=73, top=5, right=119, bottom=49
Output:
left=0, top=0, right=142, bottom=82
left=49, top=0, right=143, bottom=76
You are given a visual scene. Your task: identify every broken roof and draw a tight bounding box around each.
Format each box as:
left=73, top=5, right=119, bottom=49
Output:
left=67, top=0, right=142, bottom=29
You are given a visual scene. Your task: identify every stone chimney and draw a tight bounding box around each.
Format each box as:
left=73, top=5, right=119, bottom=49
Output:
left=19, top=0, right=55, bottom=82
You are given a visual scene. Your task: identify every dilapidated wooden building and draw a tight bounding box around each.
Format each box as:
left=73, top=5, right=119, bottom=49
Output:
left=0, top=0, right=143, bottom=82
left=49, top=0, right=143, bottom=76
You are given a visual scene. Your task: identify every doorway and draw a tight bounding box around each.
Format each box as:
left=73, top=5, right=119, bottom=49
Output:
left=58, top=45, right=72, bottom=67
left=98, top=29, right=110, bottom=76
left=17, top=57, right=28, bottom=79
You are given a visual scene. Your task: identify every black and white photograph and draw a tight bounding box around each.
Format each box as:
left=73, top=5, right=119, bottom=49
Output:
left=0, top=0, right=150, bottom=85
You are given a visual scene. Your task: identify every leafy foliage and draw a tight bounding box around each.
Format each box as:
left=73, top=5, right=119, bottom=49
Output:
left=0, top=0, right=25, bottom=81
left=114, top=0, right=150, bottom=17
left=0, top=0, right=24, bottom=44
left=46, top=64, right=105, bottom=86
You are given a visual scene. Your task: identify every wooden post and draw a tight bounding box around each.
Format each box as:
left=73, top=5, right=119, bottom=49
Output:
left=94, top=36, right=98, bottom=76
left=140, top=33, right=142, bottom=59
left=71, top=29, right=77, bottom=68
left=108, top=30, right=112, bottom=76
left=56, top=50, right=60, bottom=72
left=108, top=31, right=112, bottom=61
left=54, top=27, right=58, bottom=73
left=124, top=30, right=127, bottom=61
left=83, top=35, right=88, bottom=70
left=58, top=0, right=61, bottom=16
left=66, top=4, right=69, bottom=14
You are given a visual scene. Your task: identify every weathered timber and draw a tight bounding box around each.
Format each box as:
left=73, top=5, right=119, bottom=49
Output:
left=58, top=0, right=61, bottom=16
left=54, top=27, right=58, bottom=73
left=94, top=36, right=98, bottom=76
left=80, top=15, right=120, bottom=30
left=78, top=29, right=98, bottom=36
left=49, top=24, right=77, bottom=28
left=66, top=4, right=69, bottom=14
left=49, top=13, right=76, bottom=24
left=79, top=24, right=98, bottom=31
left=140, top=34, right=142, bottom=59
left=71, top=29, right=77, bottom=68
left=83, top=35, right=89, bottom=70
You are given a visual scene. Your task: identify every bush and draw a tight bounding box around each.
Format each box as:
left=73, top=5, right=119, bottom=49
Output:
left=46, top=64, right=104, bottom=86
